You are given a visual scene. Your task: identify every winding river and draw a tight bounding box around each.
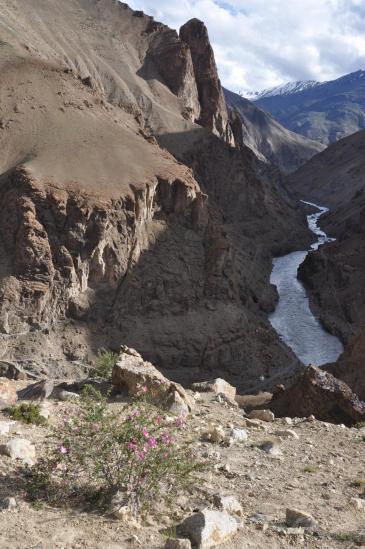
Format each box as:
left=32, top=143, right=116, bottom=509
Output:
left=269, top=201, right=343, bottom=366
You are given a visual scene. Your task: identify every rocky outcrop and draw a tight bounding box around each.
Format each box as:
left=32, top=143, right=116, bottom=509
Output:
left=269, top=365, right=365, bottom=425
left=327, top=329, right=365, bottom=401
left=111, top=346, right=194, bottom=414
left=180, top=19, right=234, bottom=145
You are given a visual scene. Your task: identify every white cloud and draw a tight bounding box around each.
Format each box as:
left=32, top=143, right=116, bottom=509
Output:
left=127, top=0, right=365, bottom=92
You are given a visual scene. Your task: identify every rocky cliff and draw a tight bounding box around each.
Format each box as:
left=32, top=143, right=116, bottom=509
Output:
left=0, top=0, right=311, bottom=390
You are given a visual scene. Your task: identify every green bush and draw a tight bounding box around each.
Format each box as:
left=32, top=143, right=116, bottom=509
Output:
left=8, top=403, right=46, bottom=426
left=26, top=386, right=202, bottom=514
left=90, top=349, right=118, bottom=379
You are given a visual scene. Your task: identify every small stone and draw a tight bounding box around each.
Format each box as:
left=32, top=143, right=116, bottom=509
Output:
left=282, top=417, right=293, bottom=425
left=0, top=421, right=16, bottom=436
left=203, top=425, right=225, bottom=444
left=214, top=393, right=238, bottom=408
left=169, top=391, right=189, bottom=417
left=258, top=438, right=281, bottom=457
left=58, top=390, right=81, bottom=402
left=0, top=497, right=17, bottom=511
left=248, top=409, right=275, bottom=422
left=307, top=415, right=315, bottom=422
left=245, top=418, right=266, bottom=429
left=0, top=438, right=36, bottom=466
left=276, top=429, right=299, bottom=440
left=0, top=378, right=18, bottom=409
left=349, top=497, right=365, bottom=511
left=165, top=539, right=192, bottom=549
left=191, top=379, right=236, bottom=401
left=177, top=508, right=238, bottom=548
left=286, top=508, right=317, bottom=528
left=213, top=494, right=243, bottom=516
left=229, top=428, right=248, bottom=443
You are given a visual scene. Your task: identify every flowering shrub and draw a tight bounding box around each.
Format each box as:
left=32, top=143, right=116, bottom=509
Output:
left=26, top=386, right=201, bottom=514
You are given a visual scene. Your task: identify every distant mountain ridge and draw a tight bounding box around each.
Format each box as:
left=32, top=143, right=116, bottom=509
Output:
left=243, top=80, right=322, bottom=100
left=224, top=88, right=324, bottom=173
left=248, top=70, right=365, bottom=145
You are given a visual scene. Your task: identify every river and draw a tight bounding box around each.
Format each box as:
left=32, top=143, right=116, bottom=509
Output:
left=269, top=201, right=343, bottom=366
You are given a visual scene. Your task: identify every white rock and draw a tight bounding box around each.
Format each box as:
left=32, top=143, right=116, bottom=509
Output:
left=58, top=390, right=81, bottom=402
left=258, top=439, right=282, bottom=457
left=169, top=391, right=189, bottom=417
left=248, top=409, right=274, bottom=422
left=276, top=429, right=299, bottom=440
left=39, top=402, right=52, bottom=420
left=286, top=508, right=317, bottom=528
left=0, top=421, right=17, bottom=436
left=282, top=417, right=293, bottom=425
left=0, top=438, right=36, bottom=466
left=230, top=428, right=248, bottom=443
left=350, top=497, right=365, bottom=511
left=0, top=497, right=17, bottom=511
left=178, top=508, right=238, bottom=548
left=213, top=494, right=243, bottom=516
left=165, top=539, right=192, bottom=549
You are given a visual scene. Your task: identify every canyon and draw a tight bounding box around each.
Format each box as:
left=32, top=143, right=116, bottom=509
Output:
left=0, top=0, right=316, bottom=393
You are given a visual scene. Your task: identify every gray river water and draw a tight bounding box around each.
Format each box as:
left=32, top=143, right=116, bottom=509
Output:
left=269, top=201, right=344, bottom=366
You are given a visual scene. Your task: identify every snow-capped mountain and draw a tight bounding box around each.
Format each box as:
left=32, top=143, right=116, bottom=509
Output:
left=242, top=80, right=322, bottom=100
left=246, top=70, right=365, bottom=145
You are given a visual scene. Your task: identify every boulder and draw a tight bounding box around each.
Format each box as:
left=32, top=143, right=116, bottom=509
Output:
left=190, top=379, right=236, bottom=401
left=0, top=497, right=17, bottom=511
left=213, top=495, right=243, bottom=516
left=112, top=347, right=193, bottom=414
left=286, top=508, right=316, bottom=528
left=0, top=378, right=18, bottom=409
left=0, top=437, right=36, bottom=466
left=270, top=365, right=365, bottom=425
left=177, top=508, right=238, bottom=548
left=248, top=409, right=274, bottom=422
left=17, top=379, right=54, bottom=401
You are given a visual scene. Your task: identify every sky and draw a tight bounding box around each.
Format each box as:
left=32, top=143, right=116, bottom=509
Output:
left=127, top=0, right=365, bottom=93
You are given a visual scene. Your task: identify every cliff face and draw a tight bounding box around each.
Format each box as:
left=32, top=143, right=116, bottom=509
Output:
left=0, top=0, right=311, bottom=390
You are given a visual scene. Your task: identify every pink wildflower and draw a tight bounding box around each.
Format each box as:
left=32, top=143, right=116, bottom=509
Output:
left=142, top=386, right=148, bottom=393
left=148, top=437, right=157, bottom=448
left=141, top=427, right=149, bottom=438
left=160, top=432, right=171, bottom=445
left=137, top=450, right=146, bottom=460
left=59, top=445, right=68, bottom=454
left=127, top=442, right=137, bottom=451
left=131, top=409, right=140, bottom=417
left=175, top=415, right=187, bottom=429
left=155, top=416, right=162, bottom=426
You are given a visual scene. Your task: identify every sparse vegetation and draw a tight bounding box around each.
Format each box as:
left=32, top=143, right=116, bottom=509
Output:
left=90, top=349, right=118, bottom=379
left=304, top=464, right=319, bottom=473
left=8, top=403, right=46, bottom=426
left=25, top=386, right=202, bottom=514
left=352, top=479, right=365, bottom=488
